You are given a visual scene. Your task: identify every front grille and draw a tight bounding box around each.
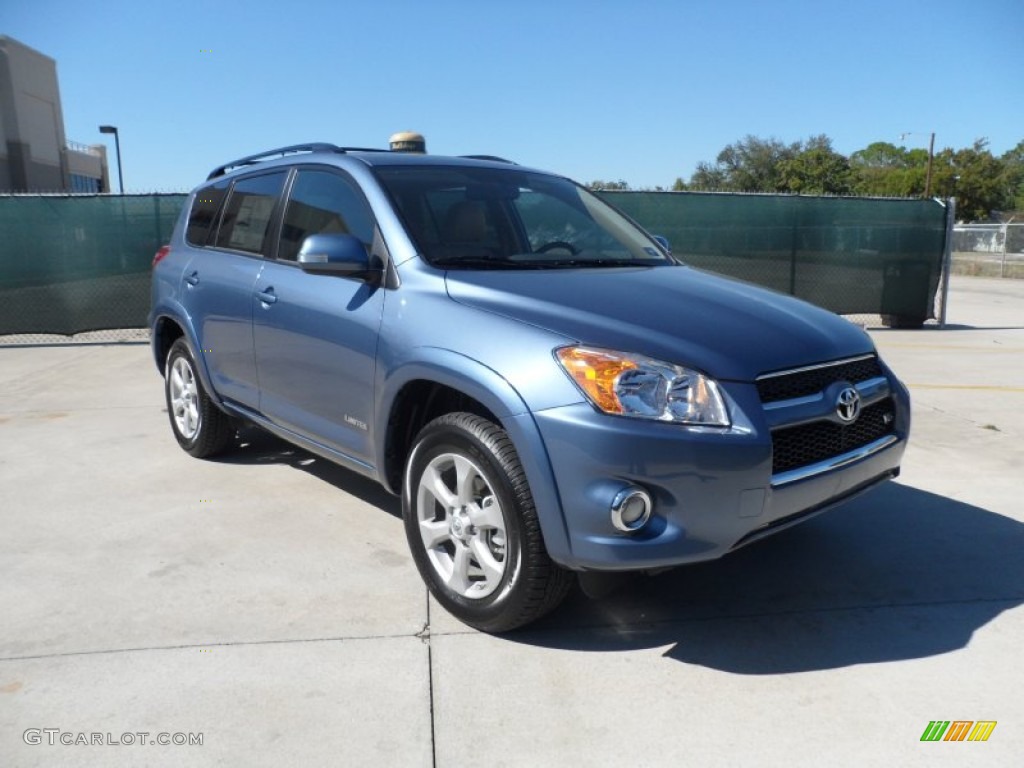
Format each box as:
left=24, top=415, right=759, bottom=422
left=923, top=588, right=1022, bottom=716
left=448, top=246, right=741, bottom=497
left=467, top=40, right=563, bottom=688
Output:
left=771, top=398, right=895, bottom=474
left=757, top=356, right=884, bottom=403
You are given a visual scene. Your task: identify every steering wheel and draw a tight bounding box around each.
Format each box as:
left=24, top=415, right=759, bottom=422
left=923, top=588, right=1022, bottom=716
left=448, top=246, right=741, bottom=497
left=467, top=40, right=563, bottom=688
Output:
left=534, top=241, right=580, bottom=255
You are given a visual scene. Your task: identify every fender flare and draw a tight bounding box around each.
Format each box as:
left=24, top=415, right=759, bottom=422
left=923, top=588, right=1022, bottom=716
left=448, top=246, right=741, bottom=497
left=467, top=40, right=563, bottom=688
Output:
left=149, top=301, right=224, bottom=410
left=376, top=347, right=574, bottom=565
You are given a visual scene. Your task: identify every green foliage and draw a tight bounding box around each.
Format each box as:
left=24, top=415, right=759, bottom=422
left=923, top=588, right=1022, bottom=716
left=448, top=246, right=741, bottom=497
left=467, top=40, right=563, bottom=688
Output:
left=936, top=140, right=1011, bottom=221
left=716, top=135, right=798, bottom=192
left=688, top=135, right=851, bottom=195
left=777, top=136, right=853, bottom=195
left=1001, top=140, right=1024, bottom=211
left=688, top=161, right=727, bottom=190
left=685, top=134, right=1024, bottom=219
left=587, top=180, right=630, bottom=191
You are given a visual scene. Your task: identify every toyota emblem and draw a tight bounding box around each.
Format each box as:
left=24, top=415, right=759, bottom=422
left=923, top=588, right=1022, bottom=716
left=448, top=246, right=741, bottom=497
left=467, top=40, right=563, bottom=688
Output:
left=836, top=387, right=861, bottom=423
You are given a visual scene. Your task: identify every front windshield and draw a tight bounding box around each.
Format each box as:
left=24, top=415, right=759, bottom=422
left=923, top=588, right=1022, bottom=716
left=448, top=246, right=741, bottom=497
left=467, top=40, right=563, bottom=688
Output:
left=373, top=165, right=673, bottom=269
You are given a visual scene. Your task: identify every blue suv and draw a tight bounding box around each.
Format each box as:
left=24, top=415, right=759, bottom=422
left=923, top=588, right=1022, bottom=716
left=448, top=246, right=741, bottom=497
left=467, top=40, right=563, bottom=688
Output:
left=150, top=143, right=910, bottom=631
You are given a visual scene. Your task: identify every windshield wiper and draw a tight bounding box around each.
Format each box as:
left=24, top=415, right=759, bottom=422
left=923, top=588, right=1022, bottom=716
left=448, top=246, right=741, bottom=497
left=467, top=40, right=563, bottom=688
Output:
left=432, top=256, right=660, bottom=270
left=431, top=257, right=525, bottom=270
left=512, top=258, right=653, bottom=269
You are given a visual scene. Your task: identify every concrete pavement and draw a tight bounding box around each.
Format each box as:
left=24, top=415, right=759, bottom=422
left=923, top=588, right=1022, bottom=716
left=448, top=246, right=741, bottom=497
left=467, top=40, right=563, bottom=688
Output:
left=1, top=274, right=1022, bottom=766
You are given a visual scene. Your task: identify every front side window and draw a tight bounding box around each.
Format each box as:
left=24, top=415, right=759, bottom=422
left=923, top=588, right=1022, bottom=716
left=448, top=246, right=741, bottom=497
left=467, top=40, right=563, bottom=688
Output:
left=277, top=170, right=375, bottom=262
left=215, top=172, right=286, bottom=255
left=375, top=165, right=670, bottom=269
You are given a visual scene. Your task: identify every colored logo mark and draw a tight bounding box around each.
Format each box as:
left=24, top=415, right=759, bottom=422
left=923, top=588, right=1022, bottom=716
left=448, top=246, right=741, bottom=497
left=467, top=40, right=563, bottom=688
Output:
left=920, top=720, right=997, bottom=742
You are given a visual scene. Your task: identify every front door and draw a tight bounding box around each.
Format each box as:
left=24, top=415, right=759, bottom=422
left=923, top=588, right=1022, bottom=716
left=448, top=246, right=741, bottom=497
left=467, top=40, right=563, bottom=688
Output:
left=252, top=168, right=386, bottom=465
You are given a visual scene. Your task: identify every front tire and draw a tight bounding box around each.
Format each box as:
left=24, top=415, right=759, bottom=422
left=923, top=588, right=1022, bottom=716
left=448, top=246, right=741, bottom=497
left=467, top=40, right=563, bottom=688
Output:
left=164, top=338, right=234, bottom=458
left=402, top=412, right=573, bottom=632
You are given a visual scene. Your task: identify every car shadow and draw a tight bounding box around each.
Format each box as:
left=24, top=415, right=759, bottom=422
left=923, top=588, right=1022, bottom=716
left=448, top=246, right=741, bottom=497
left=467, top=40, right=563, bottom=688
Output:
left=509, top=482, right=1024, bottom=673
left=211, top=424, right=401, bottom=518
left=207, top=429, right=1023, bottom=673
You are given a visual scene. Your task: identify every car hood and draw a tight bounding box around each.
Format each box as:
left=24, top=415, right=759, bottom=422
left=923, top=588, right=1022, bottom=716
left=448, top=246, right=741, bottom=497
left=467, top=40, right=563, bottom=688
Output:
left=444, top=265, right=874, bottom=381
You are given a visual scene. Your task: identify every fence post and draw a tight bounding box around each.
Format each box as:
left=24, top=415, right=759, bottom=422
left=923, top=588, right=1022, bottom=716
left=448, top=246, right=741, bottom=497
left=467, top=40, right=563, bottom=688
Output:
left=1000, top=222, right=1007, bottom=278
left=939, top=197, right=955, bottom=328
left=788, top=202, right=798, bottom=295
left=153, top=194, right=161, bottom=251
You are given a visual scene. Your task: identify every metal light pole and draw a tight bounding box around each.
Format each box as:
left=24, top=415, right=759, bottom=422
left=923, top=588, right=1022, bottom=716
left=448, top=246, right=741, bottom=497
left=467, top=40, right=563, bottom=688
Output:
left=99, top=125, right=124, bottom=194
left=899, top=131, right=935, bottom=198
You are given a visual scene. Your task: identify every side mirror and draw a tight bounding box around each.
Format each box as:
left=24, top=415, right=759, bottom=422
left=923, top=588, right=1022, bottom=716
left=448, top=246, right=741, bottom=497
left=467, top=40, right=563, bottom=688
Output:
left=652, top=235, right=672, bottom=255
left=298, top=233, right=378, bottom=280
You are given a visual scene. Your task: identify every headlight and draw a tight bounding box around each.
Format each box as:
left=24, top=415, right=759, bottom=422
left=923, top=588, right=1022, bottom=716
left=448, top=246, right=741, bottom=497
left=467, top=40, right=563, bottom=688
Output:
left=555, top=346, right=730, bottom=426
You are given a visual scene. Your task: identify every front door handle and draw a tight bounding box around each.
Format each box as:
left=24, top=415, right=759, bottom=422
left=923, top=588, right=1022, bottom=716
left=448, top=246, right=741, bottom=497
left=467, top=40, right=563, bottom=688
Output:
left=184, top=271, right=199, bottom=286
left=256, top=287, right=277, bottom=305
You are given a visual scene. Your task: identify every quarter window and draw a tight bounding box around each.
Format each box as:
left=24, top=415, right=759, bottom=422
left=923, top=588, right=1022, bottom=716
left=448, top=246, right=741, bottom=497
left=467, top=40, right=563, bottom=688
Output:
left=186, top=180, right=229, bottom=246
left=278, top=170, right=375, bottom=262
left=215, top=172, right=286, bottom=255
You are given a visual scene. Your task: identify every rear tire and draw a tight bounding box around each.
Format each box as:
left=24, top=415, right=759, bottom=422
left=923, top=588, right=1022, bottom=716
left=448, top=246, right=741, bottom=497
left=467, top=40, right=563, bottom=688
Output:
left=402, top=412, right=573, bottom=632
left=164, top=338, right=234, bottom=458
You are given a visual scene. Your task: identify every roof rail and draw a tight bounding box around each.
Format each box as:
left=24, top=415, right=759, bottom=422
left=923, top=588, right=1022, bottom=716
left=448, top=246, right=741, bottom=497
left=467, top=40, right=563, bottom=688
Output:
left=461, top=154, right=517, bottom=165
left=206, top=143, right=388, bottom=180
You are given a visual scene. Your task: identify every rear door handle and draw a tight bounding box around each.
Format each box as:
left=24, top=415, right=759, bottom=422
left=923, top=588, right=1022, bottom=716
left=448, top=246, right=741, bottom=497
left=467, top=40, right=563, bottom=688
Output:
left=256, top=287, right=277, bottom=305
left=184, top=271, right=199, bottom=286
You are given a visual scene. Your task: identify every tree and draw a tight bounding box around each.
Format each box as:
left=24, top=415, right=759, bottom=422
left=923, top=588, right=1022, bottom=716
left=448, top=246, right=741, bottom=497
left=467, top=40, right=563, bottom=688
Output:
left=777, top=135, right=853, bottom=195
left=688, top=161, right=727, bottom=190
left=688, top=135, right=850, bottom=194
left=932, top=140, right=1011, bottom=220
left=849, top=142, right=927, bottom=197
left=587, top=180, right=630, bottom=191
left=712, top=135, right=800, bottom=192
left=680, top=135, right=1024, bottom=218
left=849, top=141, right=909, bottom=169
left=1000, top=140, right=1024, bottom=211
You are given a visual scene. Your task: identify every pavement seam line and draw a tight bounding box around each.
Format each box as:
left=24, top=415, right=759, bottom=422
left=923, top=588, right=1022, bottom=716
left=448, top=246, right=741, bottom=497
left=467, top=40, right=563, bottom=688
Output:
left=0, top=631, right=426, bottom=663
left=4, top=595, right=1018, bottom=662
left=424, top=591, right=437, bottom=768
left=421, top=594, right=1024, bottom=639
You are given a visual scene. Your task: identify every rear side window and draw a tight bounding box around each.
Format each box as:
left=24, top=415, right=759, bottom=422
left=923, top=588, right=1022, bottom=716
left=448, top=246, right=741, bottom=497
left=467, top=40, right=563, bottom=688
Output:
left=215, top=172, right=287, bottom=255
left=185, top=181, right=229, bottom=246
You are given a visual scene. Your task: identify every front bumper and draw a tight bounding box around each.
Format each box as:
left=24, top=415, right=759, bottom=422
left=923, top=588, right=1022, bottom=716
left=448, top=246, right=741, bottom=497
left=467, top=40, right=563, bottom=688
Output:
left=531, top=385, right=908, bottom=571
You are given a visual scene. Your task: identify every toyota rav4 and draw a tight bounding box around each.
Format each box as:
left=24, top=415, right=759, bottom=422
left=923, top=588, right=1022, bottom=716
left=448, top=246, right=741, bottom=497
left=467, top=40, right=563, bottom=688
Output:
left=149, top=143, right=910, bottom=631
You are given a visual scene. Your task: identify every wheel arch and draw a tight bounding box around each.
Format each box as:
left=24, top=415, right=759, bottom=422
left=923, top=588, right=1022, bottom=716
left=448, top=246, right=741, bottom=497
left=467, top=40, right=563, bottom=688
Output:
left=150, top=307, right=224, bottom=408
left=377, top=351, right=573, bottom=566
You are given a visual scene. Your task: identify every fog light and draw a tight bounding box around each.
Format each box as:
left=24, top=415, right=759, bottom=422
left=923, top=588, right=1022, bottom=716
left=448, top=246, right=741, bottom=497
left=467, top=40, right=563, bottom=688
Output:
left=610, top=487, right=652, bottom=533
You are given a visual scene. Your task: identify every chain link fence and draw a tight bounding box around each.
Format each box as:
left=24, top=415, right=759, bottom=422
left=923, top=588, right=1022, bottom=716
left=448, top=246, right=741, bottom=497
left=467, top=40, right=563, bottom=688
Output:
left=0, top=193, right=185, bottom=344
left=951, top=223, right=1024, bottom=278
left=0, top=191, right=950, bottom=345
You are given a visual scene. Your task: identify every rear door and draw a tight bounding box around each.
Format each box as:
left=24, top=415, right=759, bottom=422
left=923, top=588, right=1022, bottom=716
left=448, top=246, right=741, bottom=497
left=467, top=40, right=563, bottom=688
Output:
left=252, top=167, right=386, bottom=464
left=181, top=171, right=286, bottom=408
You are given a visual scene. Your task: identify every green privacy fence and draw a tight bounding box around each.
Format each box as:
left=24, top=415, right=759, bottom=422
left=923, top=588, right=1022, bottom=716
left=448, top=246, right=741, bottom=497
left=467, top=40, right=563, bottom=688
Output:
left=0, top=191, right=947, bottom=338
left=600, top=191, right=947, bottom=322
left=0, top=194, right=185, bottom=336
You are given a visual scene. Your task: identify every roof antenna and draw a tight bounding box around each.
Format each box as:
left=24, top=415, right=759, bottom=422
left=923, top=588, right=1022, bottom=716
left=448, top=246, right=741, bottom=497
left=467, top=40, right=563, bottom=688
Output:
left=389, top=131, right=427, bottom=153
